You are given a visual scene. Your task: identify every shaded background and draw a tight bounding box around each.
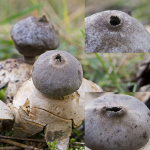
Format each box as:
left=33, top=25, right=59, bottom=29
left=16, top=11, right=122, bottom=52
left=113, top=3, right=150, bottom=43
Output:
left=85, top=0, right=150, bottom=25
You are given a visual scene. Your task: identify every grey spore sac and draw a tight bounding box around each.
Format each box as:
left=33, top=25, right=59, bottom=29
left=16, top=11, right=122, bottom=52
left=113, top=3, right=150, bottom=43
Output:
left=85, top=94, right=150, bottom=150
left=85, top=10, right=150, bottom=53
left=32, top=50, right=83, bottom=97
left=11, top=16, right=59, bottom=60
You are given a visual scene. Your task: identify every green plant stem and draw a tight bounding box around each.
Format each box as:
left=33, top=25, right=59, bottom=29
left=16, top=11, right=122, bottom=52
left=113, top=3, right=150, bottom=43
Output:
left=0, top=3, right=45, bottom=25
left=95, top=53, right=124, bottom=92
left=108, top=53, right=124, bottom=92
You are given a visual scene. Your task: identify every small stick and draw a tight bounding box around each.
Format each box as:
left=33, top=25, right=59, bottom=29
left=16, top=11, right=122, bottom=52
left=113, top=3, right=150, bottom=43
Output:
left=0, top=135, right=45, bottom=143
left=71, top=142, right=85, bottom=145
left=37, top=142, right=43, bottom=149
left=0, top=138, right=35, bottom=149
left=0, top=147, right=22, bottom=150
left=70, top=145, right=81, bottom=148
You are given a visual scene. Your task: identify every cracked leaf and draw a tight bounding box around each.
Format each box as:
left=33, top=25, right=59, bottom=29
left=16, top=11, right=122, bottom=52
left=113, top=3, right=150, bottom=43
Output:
left=0, top=100, right=14, bottom=120
left=0, top=58, right=32, bottom=104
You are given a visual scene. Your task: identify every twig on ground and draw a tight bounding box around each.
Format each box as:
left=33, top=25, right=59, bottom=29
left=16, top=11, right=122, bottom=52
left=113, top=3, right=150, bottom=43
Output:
left=71, top=142, right=85, bottom=145
left=0, top=146, right=22, bottom=150
left=0, top=138, right=35, bottom=149
left=0, top=135, right=45, bottom=143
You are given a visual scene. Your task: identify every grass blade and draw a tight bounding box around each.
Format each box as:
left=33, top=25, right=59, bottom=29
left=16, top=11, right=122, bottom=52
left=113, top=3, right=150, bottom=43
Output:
left=80, top=29, right=85, bottom=38
left=133, top=83, right=137, bottom=92
left=62, top=0, right=70, bottom=33
left=0, top=2, right=45, bottom=25
left=95, top=53, right=124, bottom=92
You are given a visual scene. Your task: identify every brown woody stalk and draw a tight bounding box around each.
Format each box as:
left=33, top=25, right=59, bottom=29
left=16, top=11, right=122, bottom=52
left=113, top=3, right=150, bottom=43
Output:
left=0, top=146, right=22, bottom=150
left=0, top=135, right=45, bottom=143
left=0, top=138, right=35, bottom=149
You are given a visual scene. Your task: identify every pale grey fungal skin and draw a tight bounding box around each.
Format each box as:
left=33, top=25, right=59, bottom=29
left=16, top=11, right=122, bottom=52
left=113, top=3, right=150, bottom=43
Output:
left=85, top=94, right=150, bottom=150
left=32, top=50, right=83, bottom=97
left=85, top=10, right=150, bottom=53
left=11, top=16, right=59, bottom=57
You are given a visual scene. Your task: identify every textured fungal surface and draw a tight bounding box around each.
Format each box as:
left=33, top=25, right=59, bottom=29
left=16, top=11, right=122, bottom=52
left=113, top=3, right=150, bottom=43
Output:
left=78, top=78, right=103, bottom=106
left=0, top=100, right=14, bottom=121
left=0, top=58, right=32, bottom=104
left=140, top=139, right=150, bottom=150
left=85, top=94, right=150, bottom=150
left=11, top=77, right=101, bottom=149
left=32, top=50, right=83, bottom=97
left=11, top=16, right=59, bottom=57
left=85, top=10, right=150, bottom=53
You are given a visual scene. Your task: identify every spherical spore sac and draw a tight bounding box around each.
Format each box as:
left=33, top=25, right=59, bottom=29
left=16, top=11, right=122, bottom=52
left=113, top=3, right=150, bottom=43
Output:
left=11, top=16, right=59, bottom=57
left=32, top=50, right=83, bottom=97
left=85, top=94, right=150, bottom=150
left=85, top=10, right=150, bottom=53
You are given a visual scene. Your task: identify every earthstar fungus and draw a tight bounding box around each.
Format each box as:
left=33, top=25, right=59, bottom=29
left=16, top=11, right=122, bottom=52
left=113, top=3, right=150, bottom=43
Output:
left=1, top=51, right=102, bottom=150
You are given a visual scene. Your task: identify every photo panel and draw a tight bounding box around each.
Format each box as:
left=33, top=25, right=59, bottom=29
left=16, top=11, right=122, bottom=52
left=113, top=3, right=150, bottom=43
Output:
left=0, top=0, right=150, bottom=150
left=0, top=0, right=85, bottom=150
left=85, top=92, right=150, bottom=150
left=85, top=0, right=150, bottom=53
